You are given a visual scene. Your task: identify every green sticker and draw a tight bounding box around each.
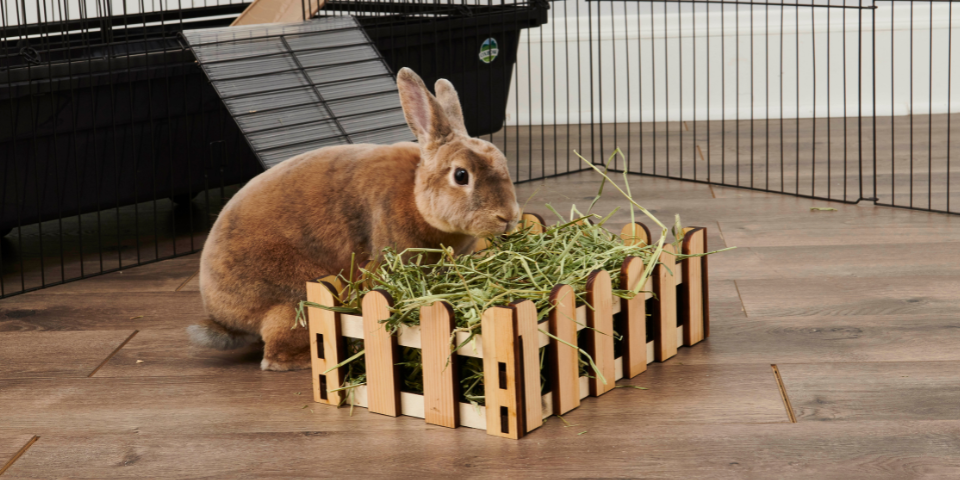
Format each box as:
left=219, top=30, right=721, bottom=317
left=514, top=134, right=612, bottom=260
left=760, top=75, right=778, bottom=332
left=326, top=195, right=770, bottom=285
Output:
left=479, top=38, right=499, bottom=64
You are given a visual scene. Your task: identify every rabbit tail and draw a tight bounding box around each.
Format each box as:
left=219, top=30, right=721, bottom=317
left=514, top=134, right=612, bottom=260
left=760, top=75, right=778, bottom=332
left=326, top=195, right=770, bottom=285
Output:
left=187, top=319, right=259, bottom=350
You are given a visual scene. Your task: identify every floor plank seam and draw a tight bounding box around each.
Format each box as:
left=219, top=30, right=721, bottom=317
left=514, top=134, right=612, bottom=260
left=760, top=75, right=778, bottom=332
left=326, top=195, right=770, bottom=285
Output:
left=88, top=330, right=139, bottom=377
left=733, top=280, right=748, bottom=317
left=0, top=436, right=39, bottom=476
left=771, top=364, right=798, bottom=423
left=715, top=221, right=727, bottom=247
left=175, top=270, right=200, bottom=292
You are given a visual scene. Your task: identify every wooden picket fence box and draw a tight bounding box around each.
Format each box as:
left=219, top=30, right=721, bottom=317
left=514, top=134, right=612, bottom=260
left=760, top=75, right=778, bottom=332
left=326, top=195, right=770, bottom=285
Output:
left=306, top=216, right=710, bottom=439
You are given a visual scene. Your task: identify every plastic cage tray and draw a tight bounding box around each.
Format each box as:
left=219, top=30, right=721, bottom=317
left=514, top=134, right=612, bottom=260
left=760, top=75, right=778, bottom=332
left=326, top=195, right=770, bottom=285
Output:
left=182, top=17, right=414, bottom=169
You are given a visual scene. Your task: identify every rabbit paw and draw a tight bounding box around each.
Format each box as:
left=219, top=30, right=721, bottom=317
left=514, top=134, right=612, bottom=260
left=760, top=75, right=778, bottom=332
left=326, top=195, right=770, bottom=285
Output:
left=260, top=356, right=311, bottom=371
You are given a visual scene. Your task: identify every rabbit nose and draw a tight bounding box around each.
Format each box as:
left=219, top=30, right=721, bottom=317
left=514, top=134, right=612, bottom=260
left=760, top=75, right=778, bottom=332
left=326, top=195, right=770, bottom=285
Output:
left=496, top=215, right=514, bottom=234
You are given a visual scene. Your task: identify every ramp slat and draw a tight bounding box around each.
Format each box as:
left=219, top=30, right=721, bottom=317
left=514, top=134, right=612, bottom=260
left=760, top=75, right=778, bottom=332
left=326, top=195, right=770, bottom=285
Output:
left=183, top=18, right=413, bottom=170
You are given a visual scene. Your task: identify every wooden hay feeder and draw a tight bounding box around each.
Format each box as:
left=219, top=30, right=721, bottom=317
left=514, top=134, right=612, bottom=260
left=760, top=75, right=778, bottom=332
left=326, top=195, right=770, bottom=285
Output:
left=306, top=216, right=710, bottom=439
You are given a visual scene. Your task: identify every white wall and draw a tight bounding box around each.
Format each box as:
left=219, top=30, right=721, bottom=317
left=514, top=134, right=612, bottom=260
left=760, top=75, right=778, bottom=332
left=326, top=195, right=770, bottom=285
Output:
left=506, top=0, right=960, bottom=125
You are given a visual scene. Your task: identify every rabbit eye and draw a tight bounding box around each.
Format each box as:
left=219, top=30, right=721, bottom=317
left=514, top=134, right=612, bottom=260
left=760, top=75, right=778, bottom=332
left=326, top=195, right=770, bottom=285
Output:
left=454, top=168, right=469, bottom=185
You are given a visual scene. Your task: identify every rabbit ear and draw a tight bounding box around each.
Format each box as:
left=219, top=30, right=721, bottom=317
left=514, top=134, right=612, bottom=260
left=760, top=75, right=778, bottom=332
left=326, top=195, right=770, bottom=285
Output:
left=434, top=79, right=467, bottom=136
left=397, top=68, right=452, bottom=145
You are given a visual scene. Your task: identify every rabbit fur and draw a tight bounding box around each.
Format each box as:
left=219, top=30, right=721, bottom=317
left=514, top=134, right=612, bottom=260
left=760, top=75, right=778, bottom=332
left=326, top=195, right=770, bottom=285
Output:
left=189, top=68, right=521, bottom=371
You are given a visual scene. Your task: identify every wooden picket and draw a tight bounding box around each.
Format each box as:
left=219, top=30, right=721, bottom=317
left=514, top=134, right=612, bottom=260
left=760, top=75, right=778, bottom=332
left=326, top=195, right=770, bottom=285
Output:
left=547, top=284, right=580, bottom=415
left=585, top=270, right=615, bottom=396
left=681, top=227, right=709, bottom=345
left=512, top=300, right=543, bottom=433
left=362, top=290, right=400, bottom=417
left=619, top=256, right=647, bottom=378
left=306, top=277, right=345, bottom=405
left=653, top=244, right=679, bottom=362
left=304, top=219, right=711, bottom=439
left=481, top=306, right=523, bottom=439
left=420, top=301, right=458, bottom=428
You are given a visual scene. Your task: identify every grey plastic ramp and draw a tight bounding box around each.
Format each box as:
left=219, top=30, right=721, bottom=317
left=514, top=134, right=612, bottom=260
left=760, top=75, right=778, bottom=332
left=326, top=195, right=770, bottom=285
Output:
left=182, top=17, right=413, bottom=169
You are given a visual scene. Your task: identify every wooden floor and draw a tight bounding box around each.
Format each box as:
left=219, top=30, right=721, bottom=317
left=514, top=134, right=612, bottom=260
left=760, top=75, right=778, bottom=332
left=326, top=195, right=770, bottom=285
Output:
left=2, top=172, right=960, bottom=478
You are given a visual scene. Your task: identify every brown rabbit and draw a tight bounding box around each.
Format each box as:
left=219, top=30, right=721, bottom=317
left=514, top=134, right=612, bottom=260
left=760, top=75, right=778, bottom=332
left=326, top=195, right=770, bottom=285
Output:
left=189, top=68, right=521, bottom=371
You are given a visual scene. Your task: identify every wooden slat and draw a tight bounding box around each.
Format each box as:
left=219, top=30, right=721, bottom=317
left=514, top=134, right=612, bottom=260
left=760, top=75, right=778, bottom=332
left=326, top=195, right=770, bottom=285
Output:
left=548, top=285, right=580, bottom=415
left=0, top=362, right=787, bottom=436
left=621, top=222, right=651, bottom=246
left=306, top=279, right=344, bottom=405
left=511, top=300, right=542, bottom=433
left=11, top=419, right=960, bottom=476
left=681, top=228, right=707, bottom=346
left=586, top=270, right=616, bottom=396
left=654, top=245, right=679, bottom=361
left=701, top=230, right=711, bottom=338
left=778, top=362, right=960, bottom=422
left=481, top=307, right=523, bottom=439
left=0, top=330, right=140, bottom=379
left=420, top=302, right=458, bottom=429
left=0, top=292, right=206, bottom=332
left=16, top=253, right=200, bottom=294
left=230, top=0, right=325, bottom=26
left=620, top=256, right=647, bottom=378
left=710, top=242, right=960, bottom=280
left=361, top=290, right=400, bottom=417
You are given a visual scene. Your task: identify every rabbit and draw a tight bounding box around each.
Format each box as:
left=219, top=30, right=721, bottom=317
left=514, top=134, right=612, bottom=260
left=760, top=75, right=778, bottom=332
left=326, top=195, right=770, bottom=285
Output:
left=188, top=68, right=522, bottom=371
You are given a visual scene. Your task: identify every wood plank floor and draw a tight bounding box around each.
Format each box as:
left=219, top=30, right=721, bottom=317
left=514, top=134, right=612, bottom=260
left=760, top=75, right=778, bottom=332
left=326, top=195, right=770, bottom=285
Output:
left=2, top=172, right=960, bottom=478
